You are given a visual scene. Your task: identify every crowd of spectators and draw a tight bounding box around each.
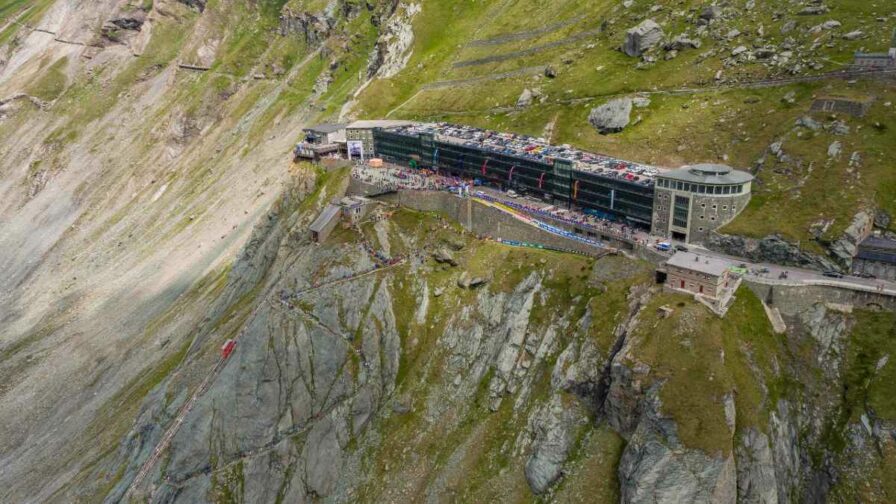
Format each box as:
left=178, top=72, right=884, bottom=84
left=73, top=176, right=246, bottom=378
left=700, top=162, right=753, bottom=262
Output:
left=352, top=166, right=467, bottom=192
left=472, top=191, right=646, bottom=245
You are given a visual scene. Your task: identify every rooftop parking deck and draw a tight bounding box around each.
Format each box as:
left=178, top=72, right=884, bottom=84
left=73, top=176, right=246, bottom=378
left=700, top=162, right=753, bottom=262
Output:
left=385, top=122, right=664, bottom=187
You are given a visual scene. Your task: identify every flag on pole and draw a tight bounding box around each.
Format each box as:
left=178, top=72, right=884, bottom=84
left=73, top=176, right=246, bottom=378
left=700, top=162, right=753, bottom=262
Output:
left=572, top=180, right=579, bottom=201
left=481, top=158, right=489, bottom=176
left=508, top=166, right=515, bottom=182
left=538, top=172, right=545, bottom=189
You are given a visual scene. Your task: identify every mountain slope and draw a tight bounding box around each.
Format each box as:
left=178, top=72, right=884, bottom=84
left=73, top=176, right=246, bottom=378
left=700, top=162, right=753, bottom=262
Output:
left=0, top=1, right=894, bottom=503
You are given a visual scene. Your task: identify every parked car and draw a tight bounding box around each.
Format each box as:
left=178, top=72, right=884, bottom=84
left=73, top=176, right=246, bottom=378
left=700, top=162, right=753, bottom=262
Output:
left=675, top=244, right=689, bottom=252
left=822, top=270, right=844, bottom=279
left=655, top=242, right=672, bottom=252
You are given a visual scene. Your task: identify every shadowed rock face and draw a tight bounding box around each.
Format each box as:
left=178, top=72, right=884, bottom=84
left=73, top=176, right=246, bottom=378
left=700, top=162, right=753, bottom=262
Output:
left=589, top=97, right=633, bottom=134
left=622, top=19, right=664, bottom=57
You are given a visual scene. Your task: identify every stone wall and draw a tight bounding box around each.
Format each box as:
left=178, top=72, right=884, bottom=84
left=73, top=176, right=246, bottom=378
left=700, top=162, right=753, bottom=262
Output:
left=744, top=281, right=896, bottom=317
left=347, top=177, right=394, bottom=197
left=852, top=258, right=896, bottom=281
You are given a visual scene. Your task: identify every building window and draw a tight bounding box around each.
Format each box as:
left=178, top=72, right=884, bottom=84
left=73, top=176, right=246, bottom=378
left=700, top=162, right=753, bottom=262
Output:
left=712, top=204, right=717, bottom=210
left=698, top=227, right=704, bottom=231
left=673, top=195, right=690, bottom=228
left=722, top=205, right=728, bottom=210
left=701, top=203, right=706, bottom=208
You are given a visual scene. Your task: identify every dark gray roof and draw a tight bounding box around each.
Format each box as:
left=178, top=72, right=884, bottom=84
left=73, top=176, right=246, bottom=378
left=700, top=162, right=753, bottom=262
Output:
left=860, top=235, right=896, bottom=251
left=658, top=164, right=754, bottom=185
left=857, top=236, right=896, bottom=264
left=305, top=123, right=346, bottom=134
left=309, top=204, right=341, bottom=232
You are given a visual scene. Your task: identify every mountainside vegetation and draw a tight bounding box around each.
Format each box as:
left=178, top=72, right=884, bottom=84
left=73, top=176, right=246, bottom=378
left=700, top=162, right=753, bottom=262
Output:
left=0, top=1, right=895, bottom=503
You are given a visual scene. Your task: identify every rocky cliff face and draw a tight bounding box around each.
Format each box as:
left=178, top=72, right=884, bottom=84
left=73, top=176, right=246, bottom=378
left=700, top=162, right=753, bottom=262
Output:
left=2, top=1, right=896, bottom=503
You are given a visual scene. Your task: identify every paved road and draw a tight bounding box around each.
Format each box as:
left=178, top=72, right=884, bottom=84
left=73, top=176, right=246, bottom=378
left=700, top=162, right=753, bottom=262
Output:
left=684, top=243, right=896, bottom=296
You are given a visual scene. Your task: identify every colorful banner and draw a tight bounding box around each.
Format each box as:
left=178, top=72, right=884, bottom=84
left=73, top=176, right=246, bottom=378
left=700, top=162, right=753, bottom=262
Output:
left=481, top=158, right=489, bottom=176
left=347, top=140, right=364, bottom=161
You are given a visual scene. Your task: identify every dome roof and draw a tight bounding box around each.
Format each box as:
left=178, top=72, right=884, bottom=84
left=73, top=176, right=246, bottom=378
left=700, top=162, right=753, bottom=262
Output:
left=659, top=163, right=753, bottom=185
left=688, top=164, right=732, bottom=176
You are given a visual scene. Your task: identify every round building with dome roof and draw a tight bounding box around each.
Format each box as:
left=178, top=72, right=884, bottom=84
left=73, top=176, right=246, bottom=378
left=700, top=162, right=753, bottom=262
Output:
left=651, top=163, right=754, bottom=243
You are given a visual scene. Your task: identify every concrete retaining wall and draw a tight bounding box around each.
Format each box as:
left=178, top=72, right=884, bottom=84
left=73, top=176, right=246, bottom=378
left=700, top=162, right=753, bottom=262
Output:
left=377, top=190, right=612, bottom=257
left=744, top=281, right=896, bottom=317
left=348, top=180, right=668, bottom=261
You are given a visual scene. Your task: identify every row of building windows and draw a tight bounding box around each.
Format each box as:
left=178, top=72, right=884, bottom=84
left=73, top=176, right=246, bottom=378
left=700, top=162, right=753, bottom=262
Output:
left=657, top=179, right=745, bottom=195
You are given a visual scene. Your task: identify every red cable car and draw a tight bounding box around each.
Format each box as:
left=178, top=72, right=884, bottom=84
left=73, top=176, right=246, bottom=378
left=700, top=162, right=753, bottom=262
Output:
left=221, top=340, right=237, bottom=360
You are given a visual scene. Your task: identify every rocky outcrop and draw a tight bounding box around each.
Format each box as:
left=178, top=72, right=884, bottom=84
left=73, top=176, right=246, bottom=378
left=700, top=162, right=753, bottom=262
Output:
left=589, top=98, right=633, bottom=134
left=830, top=211, right=872, bottom=266
left=368, top=3, right=420, bottom=78
left=177, top=0, right=206, bottom=13
left=707, top=233, right=840, bottom=271
left=736, top=429, right=779, bottom=504
left=524, top=396, right=578, bottom=494
left=279, top=10, right=333, bottom=45
left=622, top=19, right=664, bottom=57
left=616, top=390, right=737, bottom=504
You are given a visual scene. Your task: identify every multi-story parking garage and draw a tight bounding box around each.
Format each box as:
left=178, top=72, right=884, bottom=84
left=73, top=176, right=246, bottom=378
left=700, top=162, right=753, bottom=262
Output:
left=369, top=122, right=754, bottom=241
left=374, top=125, right=656, bottom=226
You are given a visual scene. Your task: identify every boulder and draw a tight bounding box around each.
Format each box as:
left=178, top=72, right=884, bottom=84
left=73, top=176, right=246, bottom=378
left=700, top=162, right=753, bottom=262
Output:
left=828, top=120, right=850, bottom=136
left=843, top=30, right=863, bottom=40
left=700, top=5, right=722, bottom=21
left=795, top=116, right=821, bottom=131
left=588, top=98, right=633, bottom=134
left=622, top=19, right=664, bottom=57
left=666, top=35, right=702, bottom=51
left=799, top=5, right=829, bottom=15
left=830, top=212, right=873, bottom=265
left=432, top=248, right=458, bottom=267
left=632, top=96, right=651, bottom=108
left=517, top=88, right=535, bottom=108
left=827, top=141, right=842, bottom=158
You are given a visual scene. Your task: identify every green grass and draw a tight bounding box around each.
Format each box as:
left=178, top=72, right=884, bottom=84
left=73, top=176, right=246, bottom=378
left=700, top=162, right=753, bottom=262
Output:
left=349, top=0, right=896, bottom=252
left=26, top=55, right=68, bottom=101
left=628, top=288, right=787, bottom=455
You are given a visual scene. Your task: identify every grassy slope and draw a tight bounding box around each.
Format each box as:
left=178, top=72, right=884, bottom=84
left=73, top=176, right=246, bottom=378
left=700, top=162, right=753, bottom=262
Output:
left=351, top=0, right=896, bottom=248
left=351, top=208, right=651, bottom=502
left=626, top=288, right=788, bottom=456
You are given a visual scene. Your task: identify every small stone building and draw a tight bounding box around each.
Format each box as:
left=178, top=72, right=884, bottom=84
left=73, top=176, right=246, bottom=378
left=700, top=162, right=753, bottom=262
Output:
left=852, top=235, right=896, bottom=280
left=309, top=204, right=342, bottom=243
left=664, top=252, right=734, bottom=301
left=339, top=196, right=375, bottom=225
left=852, top=29, right=896, bottom=68
left=651, top=164, right=754, bottom=244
